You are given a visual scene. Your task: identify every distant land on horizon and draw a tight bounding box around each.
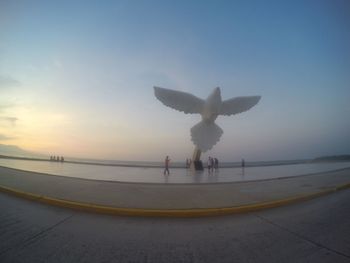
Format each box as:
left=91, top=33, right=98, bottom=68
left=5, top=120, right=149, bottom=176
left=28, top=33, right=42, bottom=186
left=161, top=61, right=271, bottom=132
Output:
left=313, top=155, right=350, bottom=162
left=0, top=144, right=43, bottom=158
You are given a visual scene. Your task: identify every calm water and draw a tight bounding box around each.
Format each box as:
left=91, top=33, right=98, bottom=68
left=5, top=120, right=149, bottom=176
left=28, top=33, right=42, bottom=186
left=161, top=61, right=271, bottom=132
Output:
left=0, top=158, right=349, bottom=184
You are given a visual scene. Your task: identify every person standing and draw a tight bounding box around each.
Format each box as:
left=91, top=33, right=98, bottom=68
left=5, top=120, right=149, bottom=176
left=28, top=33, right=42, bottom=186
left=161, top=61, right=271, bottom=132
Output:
left=214, top=158, right=219, bottom=170
left=207, top=157, right=212, bottom=172
left=241, top=158, right=245, bottom=177
left=164, top=156, right=170, bottom=175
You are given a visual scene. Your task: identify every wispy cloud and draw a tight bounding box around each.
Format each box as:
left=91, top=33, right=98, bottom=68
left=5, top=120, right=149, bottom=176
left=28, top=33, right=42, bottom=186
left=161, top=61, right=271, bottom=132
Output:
left=0, top=75, right=21, bottom=89
left=0, top=134, right=15, bottom=140
left=0, top=116, right=18, bottom=126
left=0, top=103, right=14, bottom=112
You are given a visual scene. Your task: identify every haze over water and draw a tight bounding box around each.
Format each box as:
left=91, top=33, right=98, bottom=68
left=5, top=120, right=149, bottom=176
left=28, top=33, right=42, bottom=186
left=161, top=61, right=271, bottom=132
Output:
left=1, top=158, right=349, bottom=184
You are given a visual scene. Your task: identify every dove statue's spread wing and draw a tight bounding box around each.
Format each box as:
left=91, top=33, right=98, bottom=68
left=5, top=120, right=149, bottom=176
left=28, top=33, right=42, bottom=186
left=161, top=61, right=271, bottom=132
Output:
left=220, top=96, right=261, bottom=116
left=154, top=86, right=204, bottom=114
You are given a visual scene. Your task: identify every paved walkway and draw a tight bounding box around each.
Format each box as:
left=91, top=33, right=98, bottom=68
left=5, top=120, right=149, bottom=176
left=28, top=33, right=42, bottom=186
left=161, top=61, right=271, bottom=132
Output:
left=1, top=189, right=350, bottom=262
left=0, top=166, right=349, bottom=212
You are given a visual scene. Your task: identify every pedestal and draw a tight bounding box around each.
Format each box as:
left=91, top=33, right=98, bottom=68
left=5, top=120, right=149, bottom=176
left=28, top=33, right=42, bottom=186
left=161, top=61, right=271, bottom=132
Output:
left=190, top=147, right=203, bottom=171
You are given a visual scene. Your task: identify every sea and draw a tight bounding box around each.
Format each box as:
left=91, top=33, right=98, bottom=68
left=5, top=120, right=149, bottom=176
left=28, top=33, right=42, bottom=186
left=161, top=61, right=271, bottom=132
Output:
left=0, top=157, right=349, bottom=184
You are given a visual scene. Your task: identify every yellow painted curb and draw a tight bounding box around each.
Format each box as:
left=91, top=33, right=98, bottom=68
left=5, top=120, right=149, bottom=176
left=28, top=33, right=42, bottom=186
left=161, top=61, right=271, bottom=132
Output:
left=0, top=183, right=350, bottom=217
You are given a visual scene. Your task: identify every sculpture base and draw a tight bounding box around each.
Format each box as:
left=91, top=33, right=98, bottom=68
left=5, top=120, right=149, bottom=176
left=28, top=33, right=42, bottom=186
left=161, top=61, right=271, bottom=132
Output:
left=192, top=160, right=204, bottom=171
left=190, top=147, right=203, bottom=171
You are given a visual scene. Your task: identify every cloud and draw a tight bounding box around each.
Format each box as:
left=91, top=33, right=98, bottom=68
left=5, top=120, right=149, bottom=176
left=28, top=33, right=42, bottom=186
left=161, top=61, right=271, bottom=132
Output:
left=0, top=134, right=14, bottom=140
left=0, top=103, right=14, bottom=112
left=0, top=116, right=18, bottom=126
left=0, top=75, right=21, bottom=89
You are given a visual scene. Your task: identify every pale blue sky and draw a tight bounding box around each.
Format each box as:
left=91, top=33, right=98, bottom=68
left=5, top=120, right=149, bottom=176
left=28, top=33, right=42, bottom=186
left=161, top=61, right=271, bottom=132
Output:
left=0, top=0, right=349, bottom=161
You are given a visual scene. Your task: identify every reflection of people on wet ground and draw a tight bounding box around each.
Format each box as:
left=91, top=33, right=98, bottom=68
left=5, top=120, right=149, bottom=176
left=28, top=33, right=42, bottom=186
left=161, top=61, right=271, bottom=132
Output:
left=164, top=155, right=170, bottom=175
left=192, top=171, right=203, bottom=183
left=242, top=167, right=245, bottom=177
left=186, top=158, right=191, bottom=168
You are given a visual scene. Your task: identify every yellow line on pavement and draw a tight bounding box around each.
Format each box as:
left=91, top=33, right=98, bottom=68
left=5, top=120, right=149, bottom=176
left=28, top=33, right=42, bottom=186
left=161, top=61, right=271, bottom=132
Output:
left=0, top=183, right=349, bottom=217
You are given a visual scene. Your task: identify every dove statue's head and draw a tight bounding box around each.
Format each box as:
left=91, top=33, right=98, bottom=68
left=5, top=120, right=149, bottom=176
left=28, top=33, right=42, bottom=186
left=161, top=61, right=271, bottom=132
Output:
left=206, top=87, right=222, bottom=106
left=213, top=87, right=221, bottom=96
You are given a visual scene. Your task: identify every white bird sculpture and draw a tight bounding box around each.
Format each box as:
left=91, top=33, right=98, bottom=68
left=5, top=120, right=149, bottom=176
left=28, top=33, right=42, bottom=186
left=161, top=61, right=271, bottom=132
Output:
left=154, top=86, right=261, bottom=152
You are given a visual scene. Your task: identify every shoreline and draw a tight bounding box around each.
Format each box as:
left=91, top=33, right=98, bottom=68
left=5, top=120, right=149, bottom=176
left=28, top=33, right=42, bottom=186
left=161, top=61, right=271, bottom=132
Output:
left=1, top=164, right=350, bottom=186
left=1, top=154, right=344, bottom=169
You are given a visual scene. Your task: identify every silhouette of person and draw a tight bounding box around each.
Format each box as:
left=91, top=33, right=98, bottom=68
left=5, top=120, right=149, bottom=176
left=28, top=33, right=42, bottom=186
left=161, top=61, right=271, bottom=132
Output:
left=210, top=157, right=215, bottom=172
left=207, top=157, right=212, bottom=172
left=164, top=156, right=170, bottom=175
left=214, top=158, right=219, bottom=170
left=242, top=159, right=245, bottom=168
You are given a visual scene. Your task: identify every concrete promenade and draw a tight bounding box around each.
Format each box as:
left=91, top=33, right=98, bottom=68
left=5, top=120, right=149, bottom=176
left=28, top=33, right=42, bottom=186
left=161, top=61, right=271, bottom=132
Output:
left=0, top=166, right=349, bottom=215
left=1, top=186, right=350, bottom=262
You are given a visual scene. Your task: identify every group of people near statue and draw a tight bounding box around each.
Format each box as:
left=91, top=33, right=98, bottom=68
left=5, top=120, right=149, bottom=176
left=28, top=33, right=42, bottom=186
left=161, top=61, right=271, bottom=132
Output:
left=50, top=155, right=65, bottom=162
left=207, top=156, right=219, bottom=172
left=163, top=155, right=221, bottom=175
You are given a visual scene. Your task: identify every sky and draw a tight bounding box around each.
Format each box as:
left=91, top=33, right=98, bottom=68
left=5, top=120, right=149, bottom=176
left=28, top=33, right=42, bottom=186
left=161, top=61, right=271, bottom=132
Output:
left=0, top=0, right=349, bottom=162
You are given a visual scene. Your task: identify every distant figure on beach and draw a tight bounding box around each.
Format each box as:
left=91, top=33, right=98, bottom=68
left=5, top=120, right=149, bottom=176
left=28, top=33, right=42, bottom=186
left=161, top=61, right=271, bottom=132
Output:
left=241, top=159, right=245, bottom=168
left=186, top=158, right=190, bottom=168
left=164, top=156, right=170, bottom=175
left=207, top=157, right=212, bottom=172
left=214, top=158, right=219, bottom=170
left=60, top=156, right=64, bottom=162
left=210, top=157, right=215, bottom=172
